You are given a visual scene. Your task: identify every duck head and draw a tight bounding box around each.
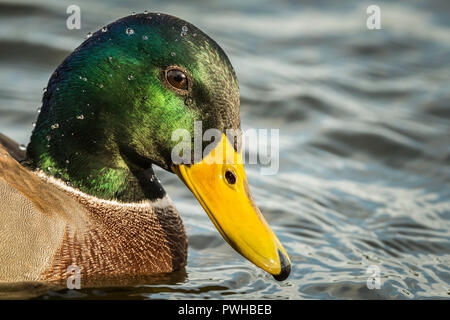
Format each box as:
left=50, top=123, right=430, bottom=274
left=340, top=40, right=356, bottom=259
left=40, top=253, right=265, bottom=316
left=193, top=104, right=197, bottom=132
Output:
left=27, top=13, right=291, bottom=281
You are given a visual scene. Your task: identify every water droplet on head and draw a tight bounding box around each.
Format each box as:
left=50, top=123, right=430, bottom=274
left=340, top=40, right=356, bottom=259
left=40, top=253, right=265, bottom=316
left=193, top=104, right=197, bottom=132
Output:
left=43, top=87, right=47, bottom=92
left=19, top=144, right=26, bottom=151
left=170, top=52, right=176, bottom=57
left=128, top=75, right=134, bottom=81
left=32, top=122, right=36, bottom=127
left=181, top=25, right=188, bottom=37
left=51, top=123, right=59, bottom=130
left=86, top=32, right=92, bottom=39
left=66, top=159, right=70, bottom=164
left=37, top=107, right=41, bottom=113
left=46, top=135, right=51, bottom=141
left=76, top=115, right=85, bottom=120
left=126, top=28, right=134, bottom=35
left=142, top=35, right=148, bottom=40
left=101, top=27, right=108, bottom=32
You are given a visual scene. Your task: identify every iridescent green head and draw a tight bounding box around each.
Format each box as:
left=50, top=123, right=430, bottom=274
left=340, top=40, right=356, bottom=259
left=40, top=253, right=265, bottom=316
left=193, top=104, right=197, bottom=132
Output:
left=27, top=13, right=240, bottom=201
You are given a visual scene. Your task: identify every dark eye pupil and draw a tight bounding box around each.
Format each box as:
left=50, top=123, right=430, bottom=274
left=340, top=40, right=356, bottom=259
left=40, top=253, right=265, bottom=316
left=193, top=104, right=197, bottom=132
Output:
left=225, top=170, right=236, bottom=185
left=166, top=69, right=188, bottom=90
left=173, top=74, right=183, bottom=82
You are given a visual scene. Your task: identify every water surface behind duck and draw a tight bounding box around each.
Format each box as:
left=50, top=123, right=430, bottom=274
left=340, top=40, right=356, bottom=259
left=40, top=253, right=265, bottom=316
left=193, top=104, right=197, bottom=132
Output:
left=0, top=0, right=449, bottom=299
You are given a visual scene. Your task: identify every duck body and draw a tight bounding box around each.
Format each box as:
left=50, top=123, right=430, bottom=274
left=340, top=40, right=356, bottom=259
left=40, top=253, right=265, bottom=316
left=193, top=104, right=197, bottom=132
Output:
left=0, top=139, right=186, bottom=283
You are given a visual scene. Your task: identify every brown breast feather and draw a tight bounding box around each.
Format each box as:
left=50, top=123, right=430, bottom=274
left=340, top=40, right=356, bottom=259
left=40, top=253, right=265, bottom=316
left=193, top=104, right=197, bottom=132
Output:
left=0, top=143, right=187, bottom=284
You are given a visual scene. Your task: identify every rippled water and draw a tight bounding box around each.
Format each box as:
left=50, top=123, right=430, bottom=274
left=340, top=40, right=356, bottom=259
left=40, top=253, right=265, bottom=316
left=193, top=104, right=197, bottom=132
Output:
left=0, top=0, right=449, bottom=299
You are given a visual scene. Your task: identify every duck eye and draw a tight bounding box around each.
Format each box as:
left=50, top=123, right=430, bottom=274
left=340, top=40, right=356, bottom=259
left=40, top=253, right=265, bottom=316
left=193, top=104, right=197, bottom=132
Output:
left=166, top=68, right=188, bottom=91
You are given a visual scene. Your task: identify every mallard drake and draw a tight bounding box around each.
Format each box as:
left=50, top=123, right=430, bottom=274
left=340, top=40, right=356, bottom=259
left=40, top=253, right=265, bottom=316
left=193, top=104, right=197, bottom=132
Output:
left=0, top=13, right=291, bottom=284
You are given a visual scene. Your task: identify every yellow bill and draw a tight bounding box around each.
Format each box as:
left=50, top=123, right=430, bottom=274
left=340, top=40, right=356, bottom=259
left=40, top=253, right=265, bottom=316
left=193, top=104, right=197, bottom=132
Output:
left=172, top=134, right=291, bottom=280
